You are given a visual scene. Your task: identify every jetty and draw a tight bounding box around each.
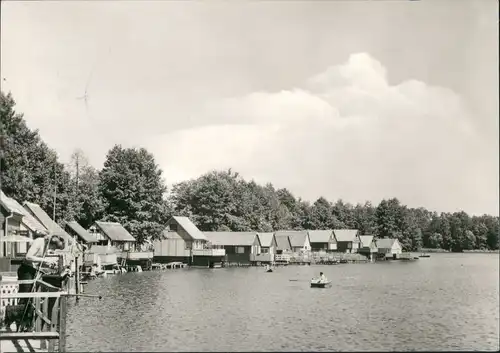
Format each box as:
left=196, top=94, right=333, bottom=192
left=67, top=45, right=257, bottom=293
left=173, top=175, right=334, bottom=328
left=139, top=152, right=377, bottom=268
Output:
left=0, top=256, right=70, bottom=353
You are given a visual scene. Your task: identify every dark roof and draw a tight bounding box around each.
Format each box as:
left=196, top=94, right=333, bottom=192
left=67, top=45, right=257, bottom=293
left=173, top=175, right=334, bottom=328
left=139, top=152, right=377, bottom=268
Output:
left=333, top=229, right=359, bottom=242
left=275, top=235, right=292, bottom=251
left=204, top=232, right=259, bottom=246
left=95, top=221, right=136, bottom=242
left=258, top=232, right=275, bottom=247
left=171, top=216, right=207, bottom=240
left=308, top=230, right=334, bottom=243
left=0, top=192, right=48, bottom=234
left=23, top=201, right=72, bottom=242
left=65, top=221, right=98, bottom=243
left=275, top=230, right=308, bottom=248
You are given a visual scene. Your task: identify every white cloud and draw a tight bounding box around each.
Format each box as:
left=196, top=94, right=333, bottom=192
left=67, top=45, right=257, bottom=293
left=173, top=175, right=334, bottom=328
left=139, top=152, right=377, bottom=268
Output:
left=146, top=53, right=497, bottom=215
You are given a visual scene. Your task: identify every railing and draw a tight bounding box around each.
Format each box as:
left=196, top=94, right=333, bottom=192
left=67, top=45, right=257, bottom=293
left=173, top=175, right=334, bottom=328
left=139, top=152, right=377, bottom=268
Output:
left=250, top=253, right=272, bottom=262
left=0, top=277, right=68, bottom=352
left=192, top=249, right=226, bottom=257
left=119, top=251, right=154, bottom=260
left=275, top=254, right=291, bottom=262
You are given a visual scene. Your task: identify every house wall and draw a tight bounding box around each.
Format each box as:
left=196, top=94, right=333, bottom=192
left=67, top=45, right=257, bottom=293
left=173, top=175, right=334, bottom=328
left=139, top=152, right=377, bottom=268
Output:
left=154, top=238, right=190, bottom=257
left=1, top=215, right=24, bottom=258
left=252, top=236, right=261, bottom=254
left=311, top=242, right=328, bottom=251
left=336, top=241, right=352, bottom=253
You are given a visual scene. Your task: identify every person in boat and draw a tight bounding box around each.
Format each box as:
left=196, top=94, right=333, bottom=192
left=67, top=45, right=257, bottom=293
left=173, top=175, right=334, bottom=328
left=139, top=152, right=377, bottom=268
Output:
left=319, top=272, right=327, bottom=283
left=17, top=234, right=65, bottom=304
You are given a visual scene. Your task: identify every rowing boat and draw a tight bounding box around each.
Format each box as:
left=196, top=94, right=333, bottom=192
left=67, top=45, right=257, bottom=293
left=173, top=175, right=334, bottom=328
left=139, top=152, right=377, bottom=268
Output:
left=310, top=280, right=332, bottom=288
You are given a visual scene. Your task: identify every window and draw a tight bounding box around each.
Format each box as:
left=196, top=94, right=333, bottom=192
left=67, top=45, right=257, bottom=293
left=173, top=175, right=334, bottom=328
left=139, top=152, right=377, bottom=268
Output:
left=236, top=246, right=245, bottom=254
left=169, top=223, right=178, bottom=232
left=261, top=248, right=269, bottom=254
left=17, top=242, right=27, bottom=254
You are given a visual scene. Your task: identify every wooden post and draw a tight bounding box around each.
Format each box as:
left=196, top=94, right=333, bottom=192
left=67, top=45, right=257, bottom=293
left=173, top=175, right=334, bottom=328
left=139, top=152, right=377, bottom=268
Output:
left=75, top=256, right=80, bottom=299
left=58, top=295, right=67, bottom=353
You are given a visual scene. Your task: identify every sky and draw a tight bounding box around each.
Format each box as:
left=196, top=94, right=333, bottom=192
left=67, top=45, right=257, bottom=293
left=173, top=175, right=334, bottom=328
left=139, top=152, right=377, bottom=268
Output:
left=1, top=0, right=498, bottom=216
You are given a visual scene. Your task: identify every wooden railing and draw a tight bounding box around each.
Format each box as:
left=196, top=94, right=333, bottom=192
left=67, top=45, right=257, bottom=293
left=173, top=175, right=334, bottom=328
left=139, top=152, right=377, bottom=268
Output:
left=0, top=277, right=68, bottom=352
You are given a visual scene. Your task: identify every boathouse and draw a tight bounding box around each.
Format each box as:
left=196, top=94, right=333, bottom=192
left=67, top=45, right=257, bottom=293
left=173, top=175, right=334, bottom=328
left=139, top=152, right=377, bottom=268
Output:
left=252, top=232, right=277, bottom=263
left=358, top=235, right=378, bottom=261
left=204, top=231, right=261, bottom=265
left=65, top=221, right=98, bottom=249
left=153, top=216, right=225, bottom=267
left=24, top=201, right=72, bottom=246
left=308, top=230, right=337, bottom=252
left=89, top=221, right=136, bottom=251
left=275, top=230, right=311, bottom=253
left=0, top=193, right=49, bottom=271
left=333, top=229, right=361, bottom=253
left=375, top=238, right=403, bottom=259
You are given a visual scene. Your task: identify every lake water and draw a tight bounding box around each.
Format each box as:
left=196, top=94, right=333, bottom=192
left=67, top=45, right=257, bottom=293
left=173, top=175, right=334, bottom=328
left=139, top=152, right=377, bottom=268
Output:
left=66, top=254, right=499, bottom=352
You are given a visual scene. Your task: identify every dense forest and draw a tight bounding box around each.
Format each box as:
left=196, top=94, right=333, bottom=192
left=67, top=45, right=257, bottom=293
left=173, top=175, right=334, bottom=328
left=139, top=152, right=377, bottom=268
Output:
left=1, top=91, right=498, bottom=251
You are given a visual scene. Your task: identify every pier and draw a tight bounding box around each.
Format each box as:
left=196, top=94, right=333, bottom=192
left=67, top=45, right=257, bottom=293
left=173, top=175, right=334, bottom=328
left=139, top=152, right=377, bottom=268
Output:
left=0, top=276, right=68, bottom=353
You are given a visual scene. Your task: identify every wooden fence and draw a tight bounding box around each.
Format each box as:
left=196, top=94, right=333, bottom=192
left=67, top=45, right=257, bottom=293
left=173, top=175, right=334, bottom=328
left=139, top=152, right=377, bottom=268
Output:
left=1, top=259, right=69, bottom=353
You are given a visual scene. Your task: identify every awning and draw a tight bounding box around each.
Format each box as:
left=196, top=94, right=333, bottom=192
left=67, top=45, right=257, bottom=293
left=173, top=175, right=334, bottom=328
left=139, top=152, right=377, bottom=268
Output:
left=0, top=235, right=34, bottom=243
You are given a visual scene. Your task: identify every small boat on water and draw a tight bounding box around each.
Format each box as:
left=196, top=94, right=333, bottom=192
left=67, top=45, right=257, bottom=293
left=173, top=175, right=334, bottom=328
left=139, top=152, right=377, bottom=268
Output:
left=310, top=279, right=332, bottom=288
left=266, top=268, right=273, bottom=273
left=419, top=253, right=431, bottom=258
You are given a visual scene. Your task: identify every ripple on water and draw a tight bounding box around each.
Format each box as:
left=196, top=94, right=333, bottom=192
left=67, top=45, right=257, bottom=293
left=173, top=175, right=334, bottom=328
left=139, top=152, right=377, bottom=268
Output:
left=66, top=254, right=499, bottom=352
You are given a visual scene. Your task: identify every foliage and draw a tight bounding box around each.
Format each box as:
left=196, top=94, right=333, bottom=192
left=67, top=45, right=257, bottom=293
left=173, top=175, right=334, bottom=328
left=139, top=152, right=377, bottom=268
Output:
left=98, top=145, right=170, bottom=243
left=2, top=90, right=499, bottom=252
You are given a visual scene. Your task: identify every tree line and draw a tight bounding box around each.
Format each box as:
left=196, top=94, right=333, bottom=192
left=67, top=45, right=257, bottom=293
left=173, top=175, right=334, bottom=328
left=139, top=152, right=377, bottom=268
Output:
left=1, top=91, right=498, bottom=251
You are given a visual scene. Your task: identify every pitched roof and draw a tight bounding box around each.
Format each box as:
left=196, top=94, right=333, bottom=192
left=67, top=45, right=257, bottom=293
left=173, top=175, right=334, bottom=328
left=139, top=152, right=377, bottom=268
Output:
left=333, top=229, right=359, bottom=242
left=275, top=235, right=292, bottom=251
left=95, top=221, right=136, bottom=242
left=258, top=232, right=275, bottom=247
left=161, top=231, right=183, bottom=240
left=65, top=221, right=98, bottom=243
left=0, top=192, right=48, bottom=234
left=376, top=238, right=397, bottom=249
left=275, top=230, right=308, bottom=248
left=171, top=216, right=207, bottom=241
left=0, top=191, right=24, bottom=216
left=204, top=232, right=259, bottom=246
left=23, top=201, right=72, bottom=242
left=359, top=235, right=374, bottom=248
left=308, top=230, right=334, bottom=243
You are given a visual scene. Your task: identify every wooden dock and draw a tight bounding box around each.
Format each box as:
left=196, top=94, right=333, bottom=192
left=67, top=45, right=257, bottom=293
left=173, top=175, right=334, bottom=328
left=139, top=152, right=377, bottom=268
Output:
left=1, top=256, right=69, bottom=353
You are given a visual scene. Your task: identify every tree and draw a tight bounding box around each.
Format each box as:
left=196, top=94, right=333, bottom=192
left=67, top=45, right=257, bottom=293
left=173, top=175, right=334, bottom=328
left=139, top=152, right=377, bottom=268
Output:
left=1, top=91, right=72, bottom=222
left=376, top=198, right=404, bottom=238
left=65, top=149, right=105, bottom=228
left=99, top=145, right=169, bottom=243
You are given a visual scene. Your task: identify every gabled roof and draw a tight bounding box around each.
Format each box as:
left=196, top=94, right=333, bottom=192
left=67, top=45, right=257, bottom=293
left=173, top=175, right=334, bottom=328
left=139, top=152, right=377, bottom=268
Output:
left=275, top=230, right=308, bottom=248
left=170, top=216, right=207, bottom=241
left=359, top=235, right=375, bottom=248
left=376, top=238, right=398, bottom=249
left=0, top=191, right=24, bottom=216
left=258, top=232, right=275, bottom=247
left=95, top=221, right=136, bottom=242
left=0, top=192, right=48, bottom=234
left=65, top=221, right=98, bottom=243
left=333, top=229, right=359, bottom=242
left=275, top=234, right=292, bottom=251
left=204, top=232, right=259, bottom=246
left=24, top=201, right=71, bottom=242
left=308, top=230, right=334, bottom=243
left=161, top=231, right=183, bottom=240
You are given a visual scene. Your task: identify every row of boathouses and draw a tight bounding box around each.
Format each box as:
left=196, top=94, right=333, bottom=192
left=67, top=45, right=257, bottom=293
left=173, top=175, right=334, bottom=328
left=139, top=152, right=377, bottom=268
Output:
left=1, top=190, right=403, bottom=271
